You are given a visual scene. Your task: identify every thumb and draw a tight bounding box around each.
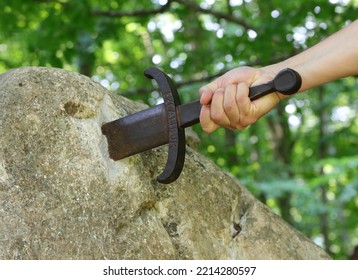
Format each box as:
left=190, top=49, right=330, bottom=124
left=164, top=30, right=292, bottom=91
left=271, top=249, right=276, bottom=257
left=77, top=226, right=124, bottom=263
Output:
left=199, top=76, right=225, bottom=105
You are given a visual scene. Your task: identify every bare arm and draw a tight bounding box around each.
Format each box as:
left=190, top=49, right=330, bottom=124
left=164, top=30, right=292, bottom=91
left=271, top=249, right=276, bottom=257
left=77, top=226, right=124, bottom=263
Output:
left=269, top=19, right=358, bottom=91
left=199, top=20, right=358, bottom=133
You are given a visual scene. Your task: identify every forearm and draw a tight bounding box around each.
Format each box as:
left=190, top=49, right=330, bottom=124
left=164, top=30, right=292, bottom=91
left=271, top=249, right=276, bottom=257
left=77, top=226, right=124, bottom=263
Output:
left=266, top=19, right=358, bottom=92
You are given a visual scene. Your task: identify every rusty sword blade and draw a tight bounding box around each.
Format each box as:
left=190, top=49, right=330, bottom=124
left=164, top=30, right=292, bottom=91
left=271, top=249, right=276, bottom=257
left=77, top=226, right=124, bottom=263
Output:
left=101, top=100, right=201, bottom=160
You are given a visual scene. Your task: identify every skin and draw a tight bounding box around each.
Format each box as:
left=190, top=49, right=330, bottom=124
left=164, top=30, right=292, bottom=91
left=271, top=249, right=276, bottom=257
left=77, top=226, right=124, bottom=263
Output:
left=199, top=19, right=358, bottom=134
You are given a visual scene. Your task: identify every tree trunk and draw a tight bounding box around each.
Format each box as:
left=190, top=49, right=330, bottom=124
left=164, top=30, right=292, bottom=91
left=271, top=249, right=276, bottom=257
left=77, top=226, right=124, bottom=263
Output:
left=317, top=86, right=332, bottom=254
left=266, top=102, right=296, bottom=224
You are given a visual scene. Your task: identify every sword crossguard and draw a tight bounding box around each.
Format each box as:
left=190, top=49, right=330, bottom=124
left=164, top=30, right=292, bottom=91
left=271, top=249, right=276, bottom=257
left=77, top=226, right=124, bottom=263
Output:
left=144, top=67, right=186, bottom=184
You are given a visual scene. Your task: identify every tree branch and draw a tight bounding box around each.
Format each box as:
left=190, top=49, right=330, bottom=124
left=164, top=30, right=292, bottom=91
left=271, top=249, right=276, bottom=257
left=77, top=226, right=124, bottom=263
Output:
left=175, top=0, right=254, bottom=30
left=92, top=0, right=254, bottom=30
left=92, top=1, right=173, bottom=17
left=120, top=68, right=233, bottom=98
left=119, top=54, right=292, bottom=97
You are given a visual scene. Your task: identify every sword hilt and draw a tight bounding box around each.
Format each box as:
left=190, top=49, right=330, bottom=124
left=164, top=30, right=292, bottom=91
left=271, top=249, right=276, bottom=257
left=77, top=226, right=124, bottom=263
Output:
left=144, top=67, right=301, bottom=184
left=102, top=67, right=301, bottom=184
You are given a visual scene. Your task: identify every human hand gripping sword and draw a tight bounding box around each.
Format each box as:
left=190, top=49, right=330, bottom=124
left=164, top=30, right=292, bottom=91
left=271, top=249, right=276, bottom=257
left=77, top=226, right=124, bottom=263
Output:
left=101, top=67, right=301, bottom=184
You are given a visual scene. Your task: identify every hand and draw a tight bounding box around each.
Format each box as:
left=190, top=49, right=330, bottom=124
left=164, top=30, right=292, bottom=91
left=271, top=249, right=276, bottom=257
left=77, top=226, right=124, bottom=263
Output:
left=199, top=66, right=283, bottom=133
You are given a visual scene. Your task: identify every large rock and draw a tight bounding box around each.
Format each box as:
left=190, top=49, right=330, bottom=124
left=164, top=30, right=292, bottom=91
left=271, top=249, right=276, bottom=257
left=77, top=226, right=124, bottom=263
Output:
left=0, top=67, right=329, bottom=260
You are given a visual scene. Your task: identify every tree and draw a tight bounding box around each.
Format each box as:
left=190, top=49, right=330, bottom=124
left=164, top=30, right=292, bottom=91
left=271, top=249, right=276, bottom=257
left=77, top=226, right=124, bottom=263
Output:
left=0, top=0, right=357, bottom=259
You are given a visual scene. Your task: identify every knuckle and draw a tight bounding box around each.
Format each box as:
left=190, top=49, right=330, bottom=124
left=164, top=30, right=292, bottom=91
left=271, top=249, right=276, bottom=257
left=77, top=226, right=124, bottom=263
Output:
left=224, top=101, right=235, bottom=113
left=211, top=111, right=225, bottom=123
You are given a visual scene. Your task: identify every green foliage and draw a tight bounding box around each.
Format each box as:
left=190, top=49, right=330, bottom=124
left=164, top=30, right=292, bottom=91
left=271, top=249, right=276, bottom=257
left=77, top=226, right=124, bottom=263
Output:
left=0, top=0, right=357, bottom=259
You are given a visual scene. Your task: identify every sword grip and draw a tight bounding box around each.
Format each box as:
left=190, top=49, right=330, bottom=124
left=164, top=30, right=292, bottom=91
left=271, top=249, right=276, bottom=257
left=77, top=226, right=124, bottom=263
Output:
left=178, top=68, right=301, bottom=128
left=248, top=68, right=302, bottom=101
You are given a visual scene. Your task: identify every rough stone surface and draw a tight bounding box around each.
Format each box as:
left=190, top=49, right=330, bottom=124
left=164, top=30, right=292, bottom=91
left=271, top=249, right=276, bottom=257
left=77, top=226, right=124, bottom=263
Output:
left=0, top=67, right=330, bottom=260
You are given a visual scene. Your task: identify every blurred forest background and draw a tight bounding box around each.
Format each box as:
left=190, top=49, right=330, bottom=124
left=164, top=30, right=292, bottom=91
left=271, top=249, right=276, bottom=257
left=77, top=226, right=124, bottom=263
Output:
left=0, top=0, right=357, bottom=259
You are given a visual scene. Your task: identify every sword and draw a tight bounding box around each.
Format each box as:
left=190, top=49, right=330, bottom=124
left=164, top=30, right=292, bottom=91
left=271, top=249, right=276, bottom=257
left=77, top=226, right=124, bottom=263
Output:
left=101, top=67, right=301, bottom=184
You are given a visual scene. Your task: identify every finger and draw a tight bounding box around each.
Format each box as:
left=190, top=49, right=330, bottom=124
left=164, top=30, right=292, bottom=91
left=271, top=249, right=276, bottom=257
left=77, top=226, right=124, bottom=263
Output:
left=236, top=83, right=252, bottom=116
left=210, top=88, right=231, bottom=127
left=199, top=79, right=221, bottom=105
left=234, top=82, right=259, bottom=129
left=199, top=88, right=214, bottom=106
left=235, top=83, right=280, bottom=127
left=223, top=84, right=240, bottom=128
left=200, top=105, right=220, bottom=134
